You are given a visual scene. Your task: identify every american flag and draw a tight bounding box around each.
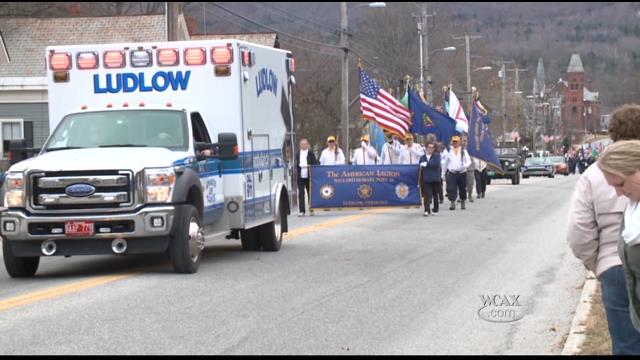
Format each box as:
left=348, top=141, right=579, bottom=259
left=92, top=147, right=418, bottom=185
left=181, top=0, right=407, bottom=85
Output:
left=359, top=69, right=411, bottom=137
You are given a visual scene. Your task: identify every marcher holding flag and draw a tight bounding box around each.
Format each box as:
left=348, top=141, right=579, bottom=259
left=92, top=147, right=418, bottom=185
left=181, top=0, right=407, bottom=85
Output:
left=442, top=135, right=471, bottom=210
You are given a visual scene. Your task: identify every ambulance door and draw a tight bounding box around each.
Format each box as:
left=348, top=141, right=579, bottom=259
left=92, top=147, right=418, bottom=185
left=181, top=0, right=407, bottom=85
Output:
left=191, top=112, right=224, bottom=226
left=247, top=132, right=272, bottom=224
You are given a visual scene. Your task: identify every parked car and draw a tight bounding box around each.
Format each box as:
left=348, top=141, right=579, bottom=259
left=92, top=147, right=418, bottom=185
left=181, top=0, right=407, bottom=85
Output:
left=548, top=156, right=569, bottom=176
left=522, top=157, right=555, bottom=178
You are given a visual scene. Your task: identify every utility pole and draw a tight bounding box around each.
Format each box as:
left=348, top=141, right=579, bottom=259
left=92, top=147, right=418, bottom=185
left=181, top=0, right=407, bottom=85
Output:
left=340, top=2, right=349, bottom=159
left=507, top=66, right=528, bottom=142
left=415, top=3, right=433, bottom=103
left=166, top=2, right=182, bottom=41
left=492, top=60, right=514, bottom=145
left=452, top=33, right=482, bottom=114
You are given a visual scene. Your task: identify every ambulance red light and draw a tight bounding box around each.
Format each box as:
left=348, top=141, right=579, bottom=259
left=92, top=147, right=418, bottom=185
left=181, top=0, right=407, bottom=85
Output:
left=158, top=49, right=179, bottom=66
left=104, top=51, right=125, bottom=68
left=106, top=103, right=113, bottom=108
left=185, top=48, right=206, bottom=65
left=77, top=52, right=98, bottom=69
left=122, top=102, right=129, bottom=108
left=50, top=52, right=71, bottom=70
left=166, top=102, right=173, bottom=107
left=241, top=49, right=253, bottom=66
left=139, top=102, right=145, bottom=107
left=287, top=57, right=296, bottom=73
left=212, top=45, right=233, bottom=65
left=81, top=105, right=88, bottom=110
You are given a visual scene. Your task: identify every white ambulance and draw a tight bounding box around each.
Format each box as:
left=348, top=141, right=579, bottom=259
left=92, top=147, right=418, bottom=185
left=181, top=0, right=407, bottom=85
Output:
left=1, top=40, right=296, bottom=277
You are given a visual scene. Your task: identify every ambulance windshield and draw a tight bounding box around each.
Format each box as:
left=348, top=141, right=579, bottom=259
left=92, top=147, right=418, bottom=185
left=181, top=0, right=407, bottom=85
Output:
left=44, top=110, right=189, bottom=152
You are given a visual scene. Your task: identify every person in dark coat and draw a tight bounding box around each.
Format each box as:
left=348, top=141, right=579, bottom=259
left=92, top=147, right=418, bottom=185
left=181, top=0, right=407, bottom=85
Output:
left=295, top=137, right=319, bottom=216
left=419, top=142, right=442, bottom=216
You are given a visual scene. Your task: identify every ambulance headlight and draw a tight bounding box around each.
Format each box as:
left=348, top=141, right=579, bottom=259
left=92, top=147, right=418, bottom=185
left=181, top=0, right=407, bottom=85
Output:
left=4, top=173, right=26, bottom=208
left=144, top=168, right=176, bottom=203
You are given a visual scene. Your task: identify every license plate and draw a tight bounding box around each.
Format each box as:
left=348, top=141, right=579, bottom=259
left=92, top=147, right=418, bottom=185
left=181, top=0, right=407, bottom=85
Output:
left=487, top=171, right=495, bottom=176
left=65, top=221, right=94, bottom=236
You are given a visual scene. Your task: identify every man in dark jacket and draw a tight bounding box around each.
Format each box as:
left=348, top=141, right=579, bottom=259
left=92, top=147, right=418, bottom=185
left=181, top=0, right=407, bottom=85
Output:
left=419, top=142, right=442, bottom=216
left=295, top=137, right=319, bottom=216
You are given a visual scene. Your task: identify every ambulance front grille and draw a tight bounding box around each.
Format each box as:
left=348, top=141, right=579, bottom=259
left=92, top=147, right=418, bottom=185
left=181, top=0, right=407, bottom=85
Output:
left=30, top=170, right=134, bottom=211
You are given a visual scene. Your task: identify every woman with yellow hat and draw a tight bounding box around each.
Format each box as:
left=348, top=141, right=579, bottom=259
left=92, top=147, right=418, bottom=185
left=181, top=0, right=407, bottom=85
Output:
left=319, top=135, right=346, bottom=165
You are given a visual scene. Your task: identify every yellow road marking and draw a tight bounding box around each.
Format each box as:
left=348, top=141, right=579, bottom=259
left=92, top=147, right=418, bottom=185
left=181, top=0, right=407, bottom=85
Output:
left=284, top=207, right=391, bottom=239
left=0, top=273, right=136, bottom=313
left=0, top=207, right=392, bottom=312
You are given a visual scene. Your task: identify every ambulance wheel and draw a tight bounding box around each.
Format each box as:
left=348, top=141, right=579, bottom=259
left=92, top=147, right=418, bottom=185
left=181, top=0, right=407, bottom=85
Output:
left=169, top=205, right=204, bottom=274
left=240, top=228, right=261, bottom=251
left=260, top=200, right=285, bottom=252
left=2, top=238, right=39, bottom=278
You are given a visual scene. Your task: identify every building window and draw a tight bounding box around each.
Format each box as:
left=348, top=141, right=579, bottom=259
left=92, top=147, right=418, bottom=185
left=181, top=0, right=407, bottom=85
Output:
left=0, top=119, right=24, bottom=159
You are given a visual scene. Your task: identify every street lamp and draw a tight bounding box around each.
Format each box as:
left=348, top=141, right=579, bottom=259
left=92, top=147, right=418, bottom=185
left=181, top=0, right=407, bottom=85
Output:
left=341, top=2, right=386, bottom=161
left=423, top=46, right=456, bottom=103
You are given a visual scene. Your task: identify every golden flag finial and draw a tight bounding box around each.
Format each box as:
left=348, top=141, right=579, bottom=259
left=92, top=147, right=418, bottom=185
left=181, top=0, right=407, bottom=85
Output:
left=357, top=58, right=363, bottom=69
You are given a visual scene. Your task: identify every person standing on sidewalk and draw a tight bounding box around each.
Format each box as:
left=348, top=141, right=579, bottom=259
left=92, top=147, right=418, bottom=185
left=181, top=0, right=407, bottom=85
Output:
left=295, top=137, right=319, bottom=217
left=419, top=142, right=441, bottom=216
left=567, top=104, right=640, bottom=354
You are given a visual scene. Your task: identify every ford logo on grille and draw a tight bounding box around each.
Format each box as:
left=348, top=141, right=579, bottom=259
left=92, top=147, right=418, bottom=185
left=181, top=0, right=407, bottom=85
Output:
left=65, top=184, right=96, bottom=197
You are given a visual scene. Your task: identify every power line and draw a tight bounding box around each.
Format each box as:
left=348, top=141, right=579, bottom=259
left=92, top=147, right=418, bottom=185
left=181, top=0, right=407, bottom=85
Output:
left=207, top=3, right=405, bottom=81
left=211, top=2, right=344, bottom=50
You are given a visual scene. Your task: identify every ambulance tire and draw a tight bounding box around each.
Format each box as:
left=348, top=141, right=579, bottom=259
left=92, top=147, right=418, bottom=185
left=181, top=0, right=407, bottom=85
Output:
left=169, top=204, right=203, bottom=274
left=2, top=238, right=40, bottom=278
left=259, top=200, right=285, bottom=252
left=240, top=228, right=261, bottom=251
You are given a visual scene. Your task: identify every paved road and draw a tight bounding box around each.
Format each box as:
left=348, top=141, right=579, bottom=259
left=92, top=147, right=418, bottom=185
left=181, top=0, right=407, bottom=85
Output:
left=0, top=175, right=585, bottom=355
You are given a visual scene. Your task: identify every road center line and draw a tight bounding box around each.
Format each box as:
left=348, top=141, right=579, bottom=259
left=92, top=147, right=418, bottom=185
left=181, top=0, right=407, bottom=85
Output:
left=0, top=208, right=391, bottom=313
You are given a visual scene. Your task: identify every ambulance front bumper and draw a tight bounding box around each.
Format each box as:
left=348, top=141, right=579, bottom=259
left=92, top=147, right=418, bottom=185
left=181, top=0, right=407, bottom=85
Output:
left=0, top=206, right=176, bottom=241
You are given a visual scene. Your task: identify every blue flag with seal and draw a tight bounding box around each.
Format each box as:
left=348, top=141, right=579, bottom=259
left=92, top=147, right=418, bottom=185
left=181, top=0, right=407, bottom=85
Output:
left=468, top=100, right=501, bottom=169
left=310, top=165, right=421, bottom=209
left=408, top=90, right=457, bottom=146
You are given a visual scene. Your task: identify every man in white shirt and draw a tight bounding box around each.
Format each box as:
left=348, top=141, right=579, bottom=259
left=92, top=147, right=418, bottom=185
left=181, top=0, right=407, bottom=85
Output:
left=400, top=133, right=425, bottom=165
left=351, top=135, right=380, bottom=165
left=441, top=135, right=472, bottom=210
left=380, top=134, right=403, bottom=165
left=295, top=138, right=319, bottom=216
left=319, top=135, right=346, bottom=165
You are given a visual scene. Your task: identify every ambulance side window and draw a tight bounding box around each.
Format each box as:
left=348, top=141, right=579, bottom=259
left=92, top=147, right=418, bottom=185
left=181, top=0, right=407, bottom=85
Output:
left=190, top=112, right=212, bottom=143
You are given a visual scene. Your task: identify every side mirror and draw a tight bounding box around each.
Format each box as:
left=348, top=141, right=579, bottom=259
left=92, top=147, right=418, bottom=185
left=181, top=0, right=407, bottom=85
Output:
left=215, top=133, right=238, bottom=161
left=8, top=139, right=28, bottom=165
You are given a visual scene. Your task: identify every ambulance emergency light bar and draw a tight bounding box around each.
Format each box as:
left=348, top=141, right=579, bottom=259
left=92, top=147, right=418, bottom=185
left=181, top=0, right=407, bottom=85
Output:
left=48, top=45, right=235, bottom=71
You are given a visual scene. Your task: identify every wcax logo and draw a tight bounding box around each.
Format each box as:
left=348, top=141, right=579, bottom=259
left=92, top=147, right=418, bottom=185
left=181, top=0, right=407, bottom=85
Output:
left=93, top=71, right=191, bottom=94
left=477, top=294, right=525, bottom=323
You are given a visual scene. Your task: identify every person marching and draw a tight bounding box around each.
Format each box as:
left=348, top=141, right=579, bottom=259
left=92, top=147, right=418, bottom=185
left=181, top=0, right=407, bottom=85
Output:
left=441, top=135, right=471, bottom=210
left=419, top=142, right=441, bottom=216
left=474, top=157, right=488, bottom=199
left=380, top=133, right=403, bottom=165
left=462, top=136, right=476, bottom=203
left=351, top=134, right=381, bottom=165
left=295, top=137, right=319, bottom=217
left=319, top=135, right=346, bottom=165
left=400, top=133, right=425, bottom=165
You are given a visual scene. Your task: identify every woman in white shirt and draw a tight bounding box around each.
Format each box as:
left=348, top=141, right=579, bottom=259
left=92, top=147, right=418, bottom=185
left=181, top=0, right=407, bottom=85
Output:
left=319, top=135, right=345, bottom=165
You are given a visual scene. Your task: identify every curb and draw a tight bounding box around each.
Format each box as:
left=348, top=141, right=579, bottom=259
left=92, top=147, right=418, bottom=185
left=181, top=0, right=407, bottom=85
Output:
left=561, top=271, right=599, bottom=355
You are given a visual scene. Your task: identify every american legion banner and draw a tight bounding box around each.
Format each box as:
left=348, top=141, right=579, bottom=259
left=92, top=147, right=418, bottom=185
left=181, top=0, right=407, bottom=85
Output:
left=310, top=165, right=421, bottom=209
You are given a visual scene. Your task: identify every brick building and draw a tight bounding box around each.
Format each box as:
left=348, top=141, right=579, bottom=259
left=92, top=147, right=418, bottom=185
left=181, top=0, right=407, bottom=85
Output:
left=555, top=54, right=600, bottom=136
